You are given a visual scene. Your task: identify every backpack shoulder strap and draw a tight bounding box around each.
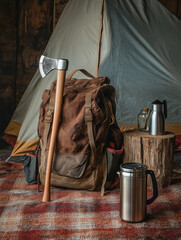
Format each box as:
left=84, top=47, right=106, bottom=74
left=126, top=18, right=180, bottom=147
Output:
left=39, top=89, right=55, bottom=175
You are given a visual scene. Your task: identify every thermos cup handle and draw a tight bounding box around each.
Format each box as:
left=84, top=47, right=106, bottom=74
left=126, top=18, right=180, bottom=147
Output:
left=163, top=100, right=167, bottom=119
left=146, top=170, right=158, bottom=205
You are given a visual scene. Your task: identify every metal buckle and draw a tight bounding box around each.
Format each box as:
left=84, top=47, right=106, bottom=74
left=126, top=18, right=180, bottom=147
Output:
left=85, top=107, right=93, bottom=122
left=45, top=109, right=54, bottom=123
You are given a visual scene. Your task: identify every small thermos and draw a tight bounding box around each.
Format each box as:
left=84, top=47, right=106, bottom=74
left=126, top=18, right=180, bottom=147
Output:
left=117, top=163, right=158, bottom=222
left=149, top=99, right=167, bottom=135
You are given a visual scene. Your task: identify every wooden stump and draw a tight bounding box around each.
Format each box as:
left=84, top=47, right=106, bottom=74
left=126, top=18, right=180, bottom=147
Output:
left=123, top=130, right=175, bottom=188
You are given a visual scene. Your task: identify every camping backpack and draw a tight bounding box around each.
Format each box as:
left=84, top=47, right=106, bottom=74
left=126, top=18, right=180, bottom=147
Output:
left=37, top=69, right=123, bottom=195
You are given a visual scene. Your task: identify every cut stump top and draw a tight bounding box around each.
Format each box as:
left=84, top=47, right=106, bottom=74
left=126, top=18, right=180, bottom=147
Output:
left=123, top=129, right=175, bottom=139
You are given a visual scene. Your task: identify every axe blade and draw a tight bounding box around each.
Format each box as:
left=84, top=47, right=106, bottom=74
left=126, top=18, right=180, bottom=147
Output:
left=39, top=55, right=58, bottom=78
left=39, top=55, right=68, bottom=78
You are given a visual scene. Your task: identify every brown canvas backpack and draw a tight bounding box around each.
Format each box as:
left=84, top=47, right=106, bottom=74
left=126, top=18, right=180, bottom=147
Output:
left=37, top=69, right=123, bottom=195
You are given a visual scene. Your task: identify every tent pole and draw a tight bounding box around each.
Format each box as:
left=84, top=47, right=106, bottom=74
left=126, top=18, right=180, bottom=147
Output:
left=96, top=0, right=104, bottom=78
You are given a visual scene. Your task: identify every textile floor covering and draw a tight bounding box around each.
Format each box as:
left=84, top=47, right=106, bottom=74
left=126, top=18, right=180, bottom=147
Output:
left=0, top=144, right=180, bottom=240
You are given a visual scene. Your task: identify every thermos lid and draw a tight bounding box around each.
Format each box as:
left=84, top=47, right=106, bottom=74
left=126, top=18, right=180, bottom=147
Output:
left=152, top=99, right=162, bottom=105
left=120, top=163, right=147, bottom=173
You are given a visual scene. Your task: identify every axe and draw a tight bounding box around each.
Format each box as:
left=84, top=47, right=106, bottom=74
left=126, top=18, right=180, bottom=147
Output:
left=39, top=55, right=68, bottom=202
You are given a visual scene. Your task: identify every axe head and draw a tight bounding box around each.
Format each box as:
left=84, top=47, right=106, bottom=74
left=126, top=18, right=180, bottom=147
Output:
left=39, top=55, right=68, bottom=78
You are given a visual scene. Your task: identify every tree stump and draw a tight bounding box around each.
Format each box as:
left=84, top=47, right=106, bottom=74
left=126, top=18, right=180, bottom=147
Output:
left=123, top=130, right=175, bottom=188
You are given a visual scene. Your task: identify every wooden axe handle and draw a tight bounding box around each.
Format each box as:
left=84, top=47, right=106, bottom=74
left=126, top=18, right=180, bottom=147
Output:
left=42, top=69, right=66, bottom=202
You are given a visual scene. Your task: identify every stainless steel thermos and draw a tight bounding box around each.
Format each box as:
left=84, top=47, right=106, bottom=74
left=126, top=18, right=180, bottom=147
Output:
left=149, top=99, right=167, bottom=135
left=117, top=163, right=158, bottom=222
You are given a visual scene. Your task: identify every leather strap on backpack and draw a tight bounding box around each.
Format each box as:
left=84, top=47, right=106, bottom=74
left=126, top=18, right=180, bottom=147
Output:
left=85, top=92, right=107, bottom=196
left=67, top=69, right=95, bottom=80
left=101, top=149, right=107, bottom=196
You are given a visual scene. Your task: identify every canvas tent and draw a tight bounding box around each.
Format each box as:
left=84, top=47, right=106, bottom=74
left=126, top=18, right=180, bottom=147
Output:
left=5, top=0, right=181, bottom=156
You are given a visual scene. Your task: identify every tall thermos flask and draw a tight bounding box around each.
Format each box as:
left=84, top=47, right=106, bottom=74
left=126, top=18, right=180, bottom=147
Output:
left=149, top=99, right=167, bottom=135
left=117, top=163, right=158, bottom=222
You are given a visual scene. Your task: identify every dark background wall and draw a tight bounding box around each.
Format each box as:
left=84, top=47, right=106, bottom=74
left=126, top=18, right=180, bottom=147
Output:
left=0, top=0, right=180, bottom=135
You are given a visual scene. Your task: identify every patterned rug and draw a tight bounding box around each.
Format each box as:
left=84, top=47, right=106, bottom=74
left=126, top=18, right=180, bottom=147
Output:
left=0, top=149, right=180, bottom=239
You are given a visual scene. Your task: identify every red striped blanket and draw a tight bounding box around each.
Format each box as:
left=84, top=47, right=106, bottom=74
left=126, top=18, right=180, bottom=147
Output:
left=0, top=156, right=180, bottom=240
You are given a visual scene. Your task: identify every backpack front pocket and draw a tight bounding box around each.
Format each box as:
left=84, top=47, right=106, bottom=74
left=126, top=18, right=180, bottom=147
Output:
left=52, top=152, right=90, bottom=178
